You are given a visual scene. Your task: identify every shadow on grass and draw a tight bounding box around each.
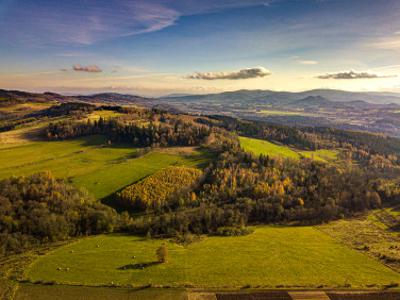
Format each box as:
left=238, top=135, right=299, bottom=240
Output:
left=389, top=223, right=400, bottom=232
left=118, top=261, right=160, bottom=270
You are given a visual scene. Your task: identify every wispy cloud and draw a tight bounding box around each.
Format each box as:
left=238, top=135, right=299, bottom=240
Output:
left=73, top=64, right=102, bottom=73
left=186, top=67, right=271, bottom=80
left=369, top=38, right=400, bottom=50
left=298, top=60, right=318, bottom=65
left=368, top=34, right=400, bottom=50
left=1, top=0, right=272, bottom=46
left=317, top=70, right=395, bottom=80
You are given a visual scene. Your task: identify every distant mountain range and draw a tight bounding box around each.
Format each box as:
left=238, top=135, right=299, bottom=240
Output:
left=161, top=89, right=400, bottom=105
left=2, top=88, right=400, bottom=106
left=2, top=88, right=400, bottom=137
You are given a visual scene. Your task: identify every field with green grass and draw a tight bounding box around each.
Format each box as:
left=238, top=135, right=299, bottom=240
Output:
left=26, top=226, right=400, bottom=288
left=0, top=135, right=209, bottom=199
left=239, top=136, right=338, bottom=163
left=299, top=149, right=339, bottom=162
left=239, top=136, right=300, bottom=160
left=320, top=208, right=400, bottom=272
left=15, top=285, right=186, bottom=300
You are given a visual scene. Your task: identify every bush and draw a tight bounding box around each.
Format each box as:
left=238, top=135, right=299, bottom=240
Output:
left=214, top=227, right=254, bottom=237
left=156, top=244, right=168, bottom=263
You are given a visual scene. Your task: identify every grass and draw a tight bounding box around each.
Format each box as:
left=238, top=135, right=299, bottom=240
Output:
left=87, top=110, right=124, bottom=120
left=239, top=136, right=300, bottom=160
left=26, top=226, right=400, bottom=288
left=319, top=209, right=400, bottom=273
left=239, top=136, right=338, bottom=163
left=15, top=285, right=186, bottom=300
left=0, top=102, right=54, bottom=114
left=299, top=149, right=339, bottom=163
left=0, top=135, right=209, bottom=199
left=257, top=109, right=312, bottom=116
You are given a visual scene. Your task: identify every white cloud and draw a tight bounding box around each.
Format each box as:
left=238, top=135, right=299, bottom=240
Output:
left=186, top=67, right=271, bottom=80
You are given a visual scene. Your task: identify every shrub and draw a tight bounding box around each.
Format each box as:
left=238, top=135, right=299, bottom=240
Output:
left=214, top=227, right=254, bottom=237
left=156, top=244, right=168, bottom=263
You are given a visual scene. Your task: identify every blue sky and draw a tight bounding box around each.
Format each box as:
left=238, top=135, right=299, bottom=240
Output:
left=0, top=0, right=400, bottom=96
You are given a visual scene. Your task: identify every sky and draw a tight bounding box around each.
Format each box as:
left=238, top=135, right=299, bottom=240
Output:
left=0, top=0, right=400, bottom=96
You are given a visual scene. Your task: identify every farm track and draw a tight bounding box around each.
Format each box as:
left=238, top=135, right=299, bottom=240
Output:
left=188, top=290, right=400, bottom=300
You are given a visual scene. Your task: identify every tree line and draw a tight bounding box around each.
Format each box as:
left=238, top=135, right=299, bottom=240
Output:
left=46, top=117, right=211, bottom=147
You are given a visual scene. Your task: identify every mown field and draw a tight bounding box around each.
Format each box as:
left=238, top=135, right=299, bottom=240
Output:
left=239, top=136, right=338, bottom=163
left=26, top=226, right=400, bottom=288
left=0, top=135, right=209, bottom=199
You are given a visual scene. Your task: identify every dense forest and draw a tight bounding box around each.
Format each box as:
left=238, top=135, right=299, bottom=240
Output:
left=46, top=116, right=211, bottom=147
left=124, top=143, right=386, bottom=236
left=0, top=172, right=116, bottom=255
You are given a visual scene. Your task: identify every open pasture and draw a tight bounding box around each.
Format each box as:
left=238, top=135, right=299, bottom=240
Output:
left=239, top=136, right=338, bottom=163
left=0, top=135, right=209, bottom=199
left=26, top=226, right=400, bottom=288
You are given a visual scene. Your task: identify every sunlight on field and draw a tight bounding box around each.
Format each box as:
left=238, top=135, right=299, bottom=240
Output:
left=0, top=135, right=209, bottom=199
left=26, top=226, right=400, bottom=288
left=239, top=136, right=300, bottom=160
left=239, top=136, right=338, bottom=163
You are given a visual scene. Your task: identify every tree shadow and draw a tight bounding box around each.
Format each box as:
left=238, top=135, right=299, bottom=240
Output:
left=118, top=261, right=160, bottom=270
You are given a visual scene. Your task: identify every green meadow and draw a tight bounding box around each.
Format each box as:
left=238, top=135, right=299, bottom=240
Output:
left=239, top=136, right=300, bottom=160
left=26, top=226, right=400, bottom=288
left=0, top=135, right=209, bottom=199
left=239, top=136, right=338, bottom=163
left=15, top=285, right=186, bottom=300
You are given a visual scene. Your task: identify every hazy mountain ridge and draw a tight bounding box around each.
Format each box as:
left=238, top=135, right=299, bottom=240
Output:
left=1, top=88, right=400, bottom=137
left=161, top=89, right=400, bottom=105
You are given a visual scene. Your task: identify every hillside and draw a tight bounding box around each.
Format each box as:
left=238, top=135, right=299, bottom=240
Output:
left=1, top=95, right=400, bottom=299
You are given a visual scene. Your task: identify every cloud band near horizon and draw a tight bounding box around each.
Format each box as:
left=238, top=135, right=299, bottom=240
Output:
left=186, top=67, right=271, bottom=80
left=317, top=70, right=396, bottom=80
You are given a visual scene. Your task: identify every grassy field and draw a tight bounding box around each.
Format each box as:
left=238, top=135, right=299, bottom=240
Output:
left=239, top=136, right=300, bottom=160
left=15, top=285, right=186, bottom=300
left=87, top=110, right=124, bottom=120
left=0, top=135, right=209, bottom=199
left=299, top=149, right=339, bottom=162
left=239, top=136, right=338, bottom=163
left=319, top=208, right=400, bottom=272
left=26, top=226, right=400, bottom=288
left=257, top=109, right=313, bottom=116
